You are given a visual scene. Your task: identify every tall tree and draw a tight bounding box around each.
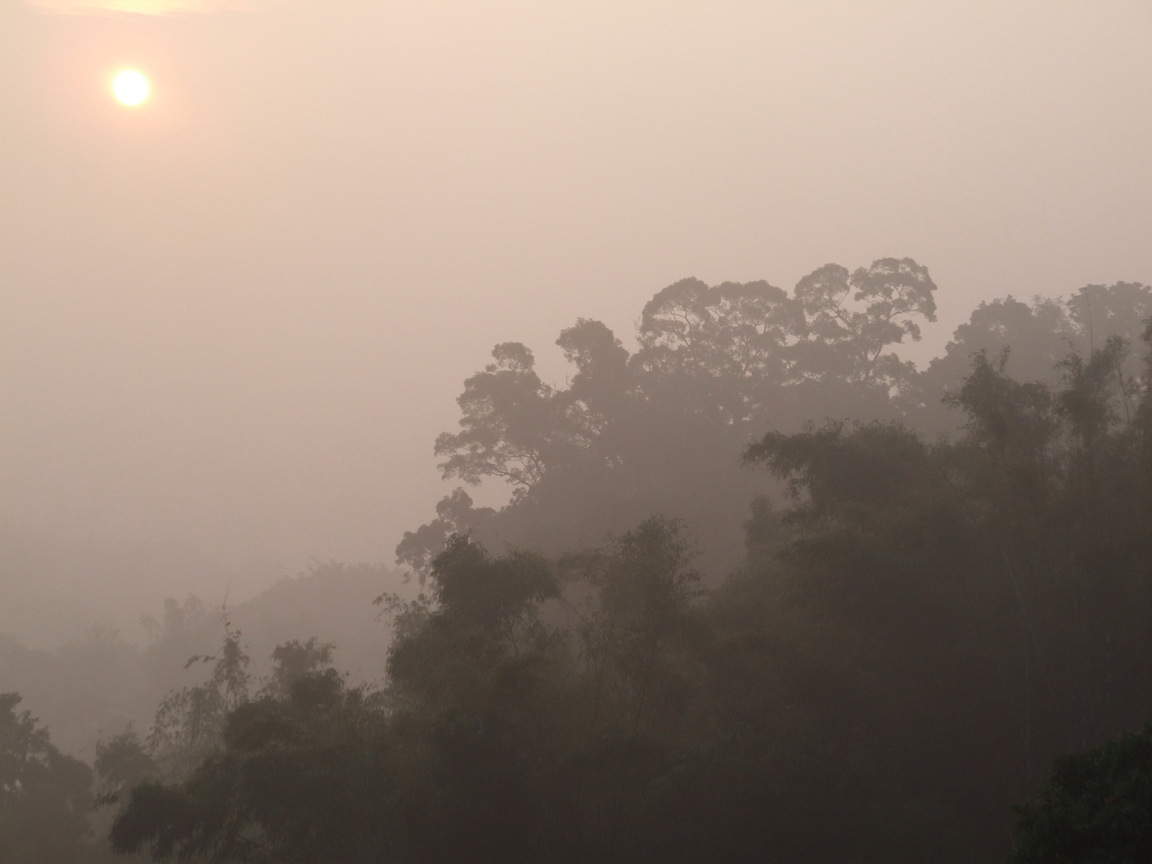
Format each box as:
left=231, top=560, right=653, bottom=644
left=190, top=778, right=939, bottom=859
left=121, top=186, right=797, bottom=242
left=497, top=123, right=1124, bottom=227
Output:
left=435, top=342, right=576, bottom=496
left=633, top=277, right=800, bottom=423
left=556, top=318, right=634, bottom=446
left=792, top=257, right=937, bottom=391
left=0, top=693, right=93, bottom=864
left=146, top=622, right=250, bottom=781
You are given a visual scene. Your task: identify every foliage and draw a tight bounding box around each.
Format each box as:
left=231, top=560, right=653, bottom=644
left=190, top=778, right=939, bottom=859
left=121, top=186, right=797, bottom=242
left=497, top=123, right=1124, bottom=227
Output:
left=412, top=258, right=944, bottom=581
left=146, top=620, right=250, bottom=781
left=633, top=276, right=801, bottom=422
left=792, top=257, right=937, bottom=390
left=1011, top=723, right=1152, bottom=864
left=394, top=487, right=497, bottom=579
left=0, top=692, right=93, bottom=864
left=434, top=342, right=577, bottom=494
left=739, top=330, right=1152, bottom=858
left=107, top=634, right=381, bottom=864
left=111, top=678, right=390, bottom=864
left=262, top=638, right=335, bottom=700
left=94, top=730, right=156, bottom=807
left=92, top=272, right=1152, bottom=864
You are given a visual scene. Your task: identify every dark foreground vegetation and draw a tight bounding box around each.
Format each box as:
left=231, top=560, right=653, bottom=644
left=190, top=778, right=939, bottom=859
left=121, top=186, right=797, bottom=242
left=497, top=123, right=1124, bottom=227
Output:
left=4, top=260, right=1152, bottom=862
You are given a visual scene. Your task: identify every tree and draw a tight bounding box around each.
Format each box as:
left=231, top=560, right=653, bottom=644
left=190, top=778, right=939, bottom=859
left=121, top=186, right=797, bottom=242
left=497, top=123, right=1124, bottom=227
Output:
left=0, top=693, right=93, bottom=864
left=1066, top=282, right=1152, bottom=362
left=387, top=535, right=558, bottom=708
left=1136, top=318, right=1152, bottom=449
left=1011, top=722, right=1152, bottom=864
left=435, top=342, right=577, bottom=495
left=94, top=729, right=156, bottom=807
left=262, top=638, right=336, bottom=700
left=110, top=675, right=393, bottom=864
left=556, top=318, right=633, bottom=435
left=562, top=517, right=704, bottom=736
left=792, top=257, right=937, bottom=391
left=146, top=621, right=250, bottom=781
left=106, top=637, right=403, bottom=864
left=413, top=260, right=937, bottom=587
left=943, top=347, right=1060, bottom=512
left=394, top=487, right=498, bottom=581
left=743, top=419, right=931, bottom=516
left=910, top=295, right=1073, bottom=434
left=910, top=283, right=1152, bottom=436
left=1057, top=336, right=1128, bottom=476
left=632, top=277, right=800, bottom=423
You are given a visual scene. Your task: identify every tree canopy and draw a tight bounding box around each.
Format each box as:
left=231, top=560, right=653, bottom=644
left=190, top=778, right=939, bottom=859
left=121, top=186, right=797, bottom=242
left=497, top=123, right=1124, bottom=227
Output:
left=0, top=693, right=94, bottom=864
left=9, top=265, right=1152, bottom=864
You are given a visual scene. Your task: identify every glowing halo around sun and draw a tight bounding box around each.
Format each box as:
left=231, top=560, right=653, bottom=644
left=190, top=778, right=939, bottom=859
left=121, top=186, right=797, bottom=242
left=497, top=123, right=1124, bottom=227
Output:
left=112, top=69, right=151, bottom=106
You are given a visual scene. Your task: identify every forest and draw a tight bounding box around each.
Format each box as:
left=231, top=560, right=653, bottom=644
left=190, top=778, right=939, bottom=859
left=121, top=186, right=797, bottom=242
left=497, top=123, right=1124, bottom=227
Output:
left=4, top=258, right=1152, bottom=863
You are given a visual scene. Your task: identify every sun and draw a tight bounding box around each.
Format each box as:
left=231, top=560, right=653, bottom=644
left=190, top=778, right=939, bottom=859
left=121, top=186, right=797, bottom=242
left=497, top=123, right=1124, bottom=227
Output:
left=112, top=69, right=151, bottom=107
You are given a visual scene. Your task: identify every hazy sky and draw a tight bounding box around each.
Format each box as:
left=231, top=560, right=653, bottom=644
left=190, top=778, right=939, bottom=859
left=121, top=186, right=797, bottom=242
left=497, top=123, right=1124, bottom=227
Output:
left=2, top=0, right=1150, bottom=605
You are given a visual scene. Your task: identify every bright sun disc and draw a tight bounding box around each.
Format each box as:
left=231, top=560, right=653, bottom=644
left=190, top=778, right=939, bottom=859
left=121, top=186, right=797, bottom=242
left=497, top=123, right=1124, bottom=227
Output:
left=113, top=70, right=151, bottom=107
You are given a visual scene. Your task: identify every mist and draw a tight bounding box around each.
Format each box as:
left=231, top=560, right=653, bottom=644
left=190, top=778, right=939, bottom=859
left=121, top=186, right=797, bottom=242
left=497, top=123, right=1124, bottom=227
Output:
left=3, top=3, right=1152, bottom=861
left=4, top=1, right=1151, bottom=627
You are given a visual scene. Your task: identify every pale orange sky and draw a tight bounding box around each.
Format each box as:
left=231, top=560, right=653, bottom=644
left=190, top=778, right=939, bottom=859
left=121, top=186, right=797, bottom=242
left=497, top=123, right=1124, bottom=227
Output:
left=26, top=0, right=250, bottom=14
left=2, top=0, right=1151, bottom=616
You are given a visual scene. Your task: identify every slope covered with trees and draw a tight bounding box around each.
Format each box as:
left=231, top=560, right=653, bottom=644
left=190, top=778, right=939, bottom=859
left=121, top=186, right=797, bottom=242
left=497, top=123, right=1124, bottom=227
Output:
left=97, top=265, right=1152, bottom=863
left=4, top=262, right=1151, bottom=863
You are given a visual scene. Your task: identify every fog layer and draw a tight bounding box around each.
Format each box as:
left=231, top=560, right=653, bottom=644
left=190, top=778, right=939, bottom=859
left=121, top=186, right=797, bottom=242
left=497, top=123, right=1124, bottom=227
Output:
left=3, top=1, right=1150, bottom=621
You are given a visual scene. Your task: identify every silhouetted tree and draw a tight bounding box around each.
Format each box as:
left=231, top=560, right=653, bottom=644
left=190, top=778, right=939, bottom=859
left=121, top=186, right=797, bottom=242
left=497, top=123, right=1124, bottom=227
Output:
left=147, top=621, right=250, bottom=781
left=0, top=693, right=93, bottom=864
left=1011, top=722, right=1152, bottom=864
left=435, top=342, right=578, bottom=495
left=792, top=257, right=937, bottom=391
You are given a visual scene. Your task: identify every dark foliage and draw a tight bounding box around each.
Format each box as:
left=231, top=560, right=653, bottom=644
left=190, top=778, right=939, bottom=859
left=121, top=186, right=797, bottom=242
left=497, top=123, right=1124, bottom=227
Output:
left=0, top=693, right=93, bottom=864
left=1011, top=724, right=1152, bottom=863
left=83, top=274, right=1152, bottom=863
